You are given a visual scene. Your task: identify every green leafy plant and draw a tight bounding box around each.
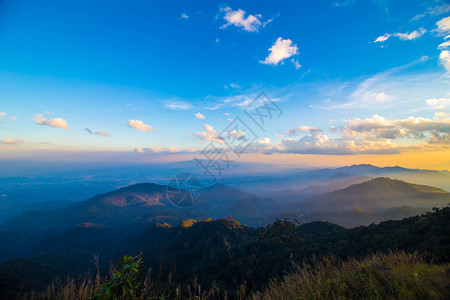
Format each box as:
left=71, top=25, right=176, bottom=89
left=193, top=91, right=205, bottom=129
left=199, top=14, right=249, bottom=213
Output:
left=92, top=254, right=142, bottom=300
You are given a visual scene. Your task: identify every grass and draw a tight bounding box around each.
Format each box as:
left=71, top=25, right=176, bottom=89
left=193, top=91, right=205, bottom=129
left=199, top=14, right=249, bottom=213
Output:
left=19, top=252, right=450, bottom=300
left=251, top=252, right=450, bottom=300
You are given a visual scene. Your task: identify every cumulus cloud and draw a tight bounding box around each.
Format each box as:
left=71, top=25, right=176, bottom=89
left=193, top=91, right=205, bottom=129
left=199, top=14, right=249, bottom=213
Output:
left=195, top=112, right=206, bottom=119
left=180, top=13, right=189, bottom=20
left=127, top=120, right=155, bottom=132
left=428, top=131, right=450, bottom=144
left=341, top=115, right=450, bottom=140
left=192, top=124, right=224, bottom=144
left=279, top=135, right=400, bottom=155
left=204, top=124, right=217, bottom=134
left=246, top=137, right=276, bottom=154
left=328, top=126, right=338, bottom=132
left=435, top=112, right=450, bottom=120
left=260, top=38, right=299, bottom=66
left=287, top=126, right=322, bottom=136
left=439, top=50, right=450, bottom=72
left=1, top=138, right=24, bottom=145
left=220, top=7, right=262, bottom=32
left=164, top=100, right=193, bottom=110
left=251, top=114, right=450, bottom=155
left=426, top=97, right=450, bottom=110
left=33, top=114, right=69, bottom=130
left=374, top=28, right=426, bottom=43
left=85, top=128, right=110, bottom=136
left=436, top=16, right=450, bottom=35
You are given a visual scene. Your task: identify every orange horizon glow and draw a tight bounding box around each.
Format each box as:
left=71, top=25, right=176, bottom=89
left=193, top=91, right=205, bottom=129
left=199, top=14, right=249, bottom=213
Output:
left=0, top=148, right=449, bottom=171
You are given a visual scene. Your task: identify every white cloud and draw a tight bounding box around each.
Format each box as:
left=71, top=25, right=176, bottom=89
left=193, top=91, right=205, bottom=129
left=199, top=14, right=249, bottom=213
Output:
left=245, top=113, right=450, bottom=155
left=436, top=16, right=450, bottom=35
left=220, top=7, right=262, bottom=32
left=278, top=134, right=400, bottom=155
left=195, top=112, right=206, bottom=119
left=374, top=34, right=390, bottom=43
left=164, top=100, right=193, bottom=110
left=342, top=115, right=450, bottom=140
left=192, top=124, right=224, bottom=144
left=374, top=28, right=426, bottom=43
left=1, top=138, right=24, bottom=145
left=434, top=112, right=450, bottom=120
left=396, top=28, right=427, bottom=40
left=287, top=126, right=322, bottom=136
left=181, top=13, right=189, bottom=20
left=439, top=50, right=450, bottom=72
left=204, top=124, right=217, bottom=134
left=426, top=97, right=450, bottom=110
left=127, top=120, right=155, bottom=132
left=33, top=114, right=69, bottom=130
left=260, top=37, right=299, bottom=66
left=438, top=40, right=450, bottom=50
left=329, top=126, right=338, bottom=132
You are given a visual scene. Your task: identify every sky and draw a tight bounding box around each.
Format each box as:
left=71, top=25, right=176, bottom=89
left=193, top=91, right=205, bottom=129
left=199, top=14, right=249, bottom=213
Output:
left=0, top=0, right=449, bottom=170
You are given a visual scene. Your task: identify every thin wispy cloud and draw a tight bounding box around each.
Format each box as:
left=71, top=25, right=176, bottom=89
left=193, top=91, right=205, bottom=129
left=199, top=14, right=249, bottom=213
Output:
left=310, top=56, right=441, bottom=110
left=135, top=147, right=183, bottom=153
left=1, top=138, right=24, bottom=145
left=85, top=128, right=111, bottom=136
left=224, top=83, right=241, bottom=90
left=0, top=112, right=18, bottom=121
left=412, top=3, right=450, bottom=21
left=164, top=100, right=193, bottom=110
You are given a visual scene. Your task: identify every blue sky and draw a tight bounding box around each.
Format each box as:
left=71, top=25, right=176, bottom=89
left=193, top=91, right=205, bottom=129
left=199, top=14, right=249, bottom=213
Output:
left=0, top=0, right=449, bottom=169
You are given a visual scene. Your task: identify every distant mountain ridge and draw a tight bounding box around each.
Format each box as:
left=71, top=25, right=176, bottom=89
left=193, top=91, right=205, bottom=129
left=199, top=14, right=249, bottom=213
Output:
left=1, top=175, right=449, bottom=239
left=0, top=183, right=258, bottom=236
left=295, top=177, right=449, bottom=213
